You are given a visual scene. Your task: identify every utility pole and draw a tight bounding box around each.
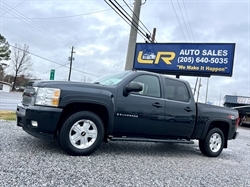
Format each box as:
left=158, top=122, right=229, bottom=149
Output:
left=193, top=77, right=198, bottom=95
left=205, top=78, right=209, bottom=104
left=151, top=28, right=156, bottom=43
left=81, top=60, right=85, bottom=82
left=219, top=93, right=222, bottom=106
left=196, top=78, right=202, bottom=102
left=125, top=0, right=142, bottom=70
left=68, top=46, right=75, bottom=81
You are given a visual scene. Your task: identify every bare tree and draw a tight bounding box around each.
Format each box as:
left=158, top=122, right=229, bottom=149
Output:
left=82, top=75, right=93, bottom=83
left=10, top=44, right=32, bottom=90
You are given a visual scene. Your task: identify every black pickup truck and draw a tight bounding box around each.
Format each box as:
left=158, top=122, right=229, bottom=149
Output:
left=16, top=70, right=239, bottom=157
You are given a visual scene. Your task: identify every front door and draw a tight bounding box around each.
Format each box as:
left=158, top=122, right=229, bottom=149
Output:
left=114, top=74, right=165, bottom=138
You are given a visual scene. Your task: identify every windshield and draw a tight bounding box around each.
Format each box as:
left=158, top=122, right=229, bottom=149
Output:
left=92, top=71, right=131, bottom=86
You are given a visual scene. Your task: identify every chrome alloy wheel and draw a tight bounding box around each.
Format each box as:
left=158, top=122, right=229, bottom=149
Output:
left=69, top=119, right=98, bottom=149
left=209, top=132, right=222, bottom=153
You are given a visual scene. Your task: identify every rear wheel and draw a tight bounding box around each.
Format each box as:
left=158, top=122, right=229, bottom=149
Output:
left=199, top=128, right=224, bottom=157
left=58, top=111, right=104, bottom=156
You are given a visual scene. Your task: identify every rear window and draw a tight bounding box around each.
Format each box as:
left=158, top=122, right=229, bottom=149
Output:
left=164, top=78, right=190, bottom=102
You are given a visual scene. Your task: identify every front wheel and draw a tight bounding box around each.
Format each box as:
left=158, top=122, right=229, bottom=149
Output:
left=58, top=111, right=104, bottom=156
left=199, top=128, right=225, bottom=157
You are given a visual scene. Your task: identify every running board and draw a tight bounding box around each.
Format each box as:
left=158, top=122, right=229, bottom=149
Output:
left=109, top=137, right=194, bottom=144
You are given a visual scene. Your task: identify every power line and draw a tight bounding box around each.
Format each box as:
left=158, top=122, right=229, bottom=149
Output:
left=170, top=0, right=187, bottom=42
left=142, top=0, right=147, bottom=5
left=107, top=0, right=147, bottom=39
left=176, top=0, right=192, bottom=41
left=1, top=26, right=68, bottom=62
left=74, top=47, right=94, bottom=56
left=1, top=2, right=72, bottom=48
left=1, top=0, right=27, bottom=16
left=114, top=0, right=149, bottom=35
left=104, top=0, right=151, bottom=42
left=0, top=26, right=94, bottom=77
left=6, top=42, right=100, bottom=77
left=181, top=0, right=195, bottom=42
left=196, top=0, right=205, bottom=41
left=41, top=62, right=69, bottom=74
left=2, top=7, right=114, bottom=19
left=122, top=0, right=151, bottom=34
left=54, top=69, right=71, bottom=78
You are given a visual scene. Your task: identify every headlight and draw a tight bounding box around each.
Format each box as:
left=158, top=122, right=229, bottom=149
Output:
left=35, top=88, right=61, bottom=107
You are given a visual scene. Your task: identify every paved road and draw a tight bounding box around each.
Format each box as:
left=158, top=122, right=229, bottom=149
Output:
left=0, top=120, right=249, bottom=187
left=0, top=92, right=22, bottom=111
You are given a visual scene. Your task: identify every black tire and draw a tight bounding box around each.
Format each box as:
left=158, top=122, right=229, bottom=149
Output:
left=199, top=128, right=225, bottom=157
left=58, top=111, right=104, bottom=156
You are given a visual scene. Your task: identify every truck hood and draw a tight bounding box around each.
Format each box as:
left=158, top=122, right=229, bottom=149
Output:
left=22, top=81, right=116, bottom=106
left=32, top=80, right=112, bottom=90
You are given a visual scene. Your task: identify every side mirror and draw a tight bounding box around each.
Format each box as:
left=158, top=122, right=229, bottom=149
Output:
left=124, top=82, right=143, bottom=96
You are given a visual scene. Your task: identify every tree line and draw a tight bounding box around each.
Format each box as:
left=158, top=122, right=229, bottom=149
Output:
left=0, top=34, right=33, bottom=91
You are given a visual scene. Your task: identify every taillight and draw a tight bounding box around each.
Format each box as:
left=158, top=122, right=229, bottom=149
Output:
left=228, top=115, right=239, bottom=128
left=228, top=115, right=235, bottom=120
left=235, top=117, right=240, bottom=128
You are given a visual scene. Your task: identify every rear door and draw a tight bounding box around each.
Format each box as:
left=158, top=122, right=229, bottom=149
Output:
left=162, top=78, right=196, bottom=138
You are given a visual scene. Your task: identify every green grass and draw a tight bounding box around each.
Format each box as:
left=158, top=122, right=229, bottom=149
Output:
left=0, top=111, right=16, bottom=121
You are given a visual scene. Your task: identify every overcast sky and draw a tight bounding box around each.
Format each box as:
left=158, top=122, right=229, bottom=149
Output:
left=0, top=0, right=249, bottom=105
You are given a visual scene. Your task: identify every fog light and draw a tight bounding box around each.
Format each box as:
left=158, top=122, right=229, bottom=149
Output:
left=31, top=120, right=38, bottom=127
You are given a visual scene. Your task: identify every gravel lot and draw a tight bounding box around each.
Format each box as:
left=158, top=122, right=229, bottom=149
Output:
left=0, top=120, right=249, bottom=187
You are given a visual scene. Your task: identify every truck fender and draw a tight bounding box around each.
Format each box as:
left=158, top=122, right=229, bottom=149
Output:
left=200, top=118, right=231, bottom=140
left=59, top=96, right=115, bottom=136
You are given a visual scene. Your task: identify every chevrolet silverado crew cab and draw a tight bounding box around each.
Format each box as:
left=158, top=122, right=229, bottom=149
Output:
left=16, top=70, right=239, bottom=157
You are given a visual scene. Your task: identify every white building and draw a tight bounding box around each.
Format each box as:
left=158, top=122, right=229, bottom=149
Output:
left=0, top=81, right=11, bottom=92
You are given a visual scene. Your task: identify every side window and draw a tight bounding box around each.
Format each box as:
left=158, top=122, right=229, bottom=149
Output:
left=0, top=83, right=3, bottom=90
left=130, top=75, right=161, bottom=98
left=164, top=78, right=190, bottom=102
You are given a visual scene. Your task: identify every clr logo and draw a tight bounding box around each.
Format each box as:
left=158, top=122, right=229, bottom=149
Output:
left=137, top=51, right=176, bottom=65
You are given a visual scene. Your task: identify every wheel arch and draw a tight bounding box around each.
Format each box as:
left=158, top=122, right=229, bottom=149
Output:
left=56, top=102, right=111, bottom=141
left=201, top=119, right=230, bottom=148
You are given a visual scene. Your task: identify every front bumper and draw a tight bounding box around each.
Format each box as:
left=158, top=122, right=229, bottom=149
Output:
left=16, top=103, right=63, bottom=140
left=232, top=131, right=239, bottom=139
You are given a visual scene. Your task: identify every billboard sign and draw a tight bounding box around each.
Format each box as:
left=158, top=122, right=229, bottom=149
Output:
left=237, top=97, right=250, bottom=104
left=133, top=43, right=235, bottom=77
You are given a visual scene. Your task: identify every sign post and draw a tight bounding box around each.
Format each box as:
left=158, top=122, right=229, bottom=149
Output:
left=50, top=69, right=55, bottom=80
